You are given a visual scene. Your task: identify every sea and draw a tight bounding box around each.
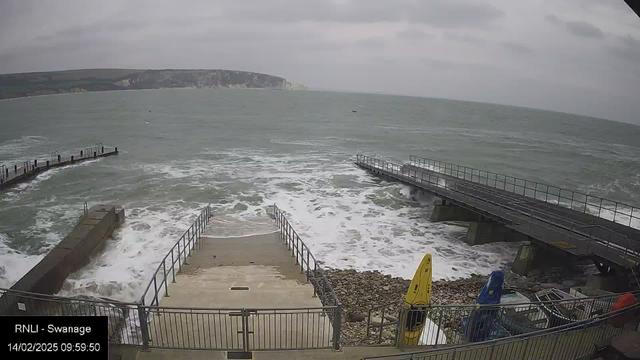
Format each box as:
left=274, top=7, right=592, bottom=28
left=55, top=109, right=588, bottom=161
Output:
left=1, top=88, right=639, bottom=302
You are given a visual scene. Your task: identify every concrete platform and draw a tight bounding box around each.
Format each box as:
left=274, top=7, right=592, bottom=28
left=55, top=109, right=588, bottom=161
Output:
left=147, top=232, right=332, bottom=350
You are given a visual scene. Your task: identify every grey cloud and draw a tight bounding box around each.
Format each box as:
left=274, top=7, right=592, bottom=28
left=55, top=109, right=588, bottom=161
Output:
left=221, top=0, right=504, bottom=29
left=544, top=15, right=604, bottom=40
left=443, top=32, right=485, bottom=45
left=501, top=42, right=532, bottom=54
left=397, top=27, right=432, bottom=40
left=354, top=37, right=387, bottom=49
left=545, top=14, right=562, bottom=25
left=36, top=20, right=146, bottom=43
left=609, top=35, right=640, bottom=63
left=565, top=21, right=604, bottom=39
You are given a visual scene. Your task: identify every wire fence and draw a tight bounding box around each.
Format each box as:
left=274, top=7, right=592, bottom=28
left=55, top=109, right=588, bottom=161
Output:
left=408, top=155, right=640, bottom=230
left=363, top=301, right=640, bottom=360
left=355, top=155, right=640, bottom=272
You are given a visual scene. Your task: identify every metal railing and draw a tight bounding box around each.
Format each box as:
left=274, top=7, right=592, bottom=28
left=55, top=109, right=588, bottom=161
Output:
left=271, top=204, right=342, bottom=350
left=366, top=290, right=638, bottom=348
left=409, top=155, right=640, bottom=230
left=363, top=301, right=640, bottom=359
left=1, top=144, right=118, bottom=189
left=355, top=155, right=640, bottom=270
left=143, top=305, right=337, bottom=351
left=0, top=203, right=345, bottom=352
left=272, top=204, right=340, bottom=309
left=0, top=287, right=144, bottom=345
left=139, top=204, right=213, bottom=307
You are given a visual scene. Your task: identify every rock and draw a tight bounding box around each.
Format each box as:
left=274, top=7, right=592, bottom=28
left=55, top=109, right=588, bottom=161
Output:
left=382, top=285, right=390, bottom=291
left=385, top=315, right=398, bottom=323
left=347, top=311, right=366, bottom=322
left=468, top=292, right=476, bottom=299
left=369, top=316, right=383, bottom=326
left=527, top=269, right=542, bottom=277
left=381, top=330, right=395, bottom=341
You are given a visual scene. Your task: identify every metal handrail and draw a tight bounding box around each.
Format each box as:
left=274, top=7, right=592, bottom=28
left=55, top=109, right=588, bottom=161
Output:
left=408, top=155, right=640, bottom=230
left=139, top=204, right=213, bottom=306
left=271, top=204, right=343, bottom=350
left=272, top=204, right=340, bottom=308
left=355, top=155, right=640, bottom=270
left=363, top=301, right=640, bottom=359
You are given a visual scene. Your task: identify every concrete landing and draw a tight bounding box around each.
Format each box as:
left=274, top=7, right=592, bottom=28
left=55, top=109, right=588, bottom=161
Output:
left=160, top=232, right=317, bottom=308
left=148, top=232, right=332, bottom=350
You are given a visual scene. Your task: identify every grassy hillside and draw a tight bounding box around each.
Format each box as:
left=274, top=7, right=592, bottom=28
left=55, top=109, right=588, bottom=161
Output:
left=0, top=69, right=299, bottom=99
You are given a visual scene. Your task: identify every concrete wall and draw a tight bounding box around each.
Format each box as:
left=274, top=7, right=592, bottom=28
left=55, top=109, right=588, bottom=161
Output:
left=465, top=222, right=529, bottom=246
left=1, top=204, right=124, bottom=314
left=430, top=204, right=480, bottom=222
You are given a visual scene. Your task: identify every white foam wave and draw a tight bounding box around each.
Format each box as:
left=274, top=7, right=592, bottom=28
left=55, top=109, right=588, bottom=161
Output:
left=0, top=233, right=44, bottom=289
left=58, top=203, right=207, bottom=302
left=184, top=149, right=522, bottom=280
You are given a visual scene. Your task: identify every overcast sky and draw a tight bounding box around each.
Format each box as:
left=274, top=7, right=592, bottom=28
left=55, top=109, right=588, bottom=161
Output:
left=1, top=0, right=639, bottom=124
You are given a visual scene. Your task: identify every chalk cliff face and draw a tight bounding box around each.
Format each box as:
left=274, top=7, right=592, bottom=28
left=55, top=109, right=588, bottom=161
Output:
left=0, top=69, right=307, bottom=100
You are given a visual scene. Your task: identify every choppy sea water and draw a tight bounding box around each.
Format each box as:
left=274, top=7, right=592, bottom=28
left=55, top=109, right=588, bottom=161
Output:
left=1, top=89, right=639, bottom=302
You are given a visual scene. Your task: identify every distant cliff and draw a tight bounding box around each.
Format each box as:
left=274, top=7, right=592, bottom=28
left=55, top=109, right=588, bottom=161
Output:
left=0, top=69, right=308, bottom=100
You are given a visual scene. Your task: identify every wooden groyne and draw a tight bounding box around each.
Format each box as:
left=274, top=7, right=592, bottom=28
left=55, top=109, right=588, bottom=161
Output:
left=0, top=144, right=118, bottom=190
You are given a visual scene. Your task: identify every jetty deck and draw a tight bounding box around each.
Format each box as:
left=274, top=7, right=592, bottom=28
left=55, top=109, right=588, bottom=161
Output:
left=0, top=144, right=118, bottom=190
left=356, top=155, right=640, bottom=275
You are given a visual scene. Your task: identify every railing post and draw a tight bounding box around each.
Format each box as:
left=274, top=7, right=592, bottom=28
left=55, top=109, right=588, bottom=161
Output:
left=177, top=241, right=182, bottom=272
left=171, top=250, right=176, bottom=282
left=293, top=234, right=297, bottom=259
left=313, top=263, right=318, bottom=297
left=137, top=304, right=150, bottom=351
left=162, top=259, right=169, bottom=297
left=300, top=247, right=304, bottom=274
left=306, top=252, right=310, bottom=281
left=153, top=277, right=159, bottom=306
left=187, top=228, right=191, bottom=256
left=182, top=236, right=188, bottom=265
left=333, top=304, right=342, bottom=351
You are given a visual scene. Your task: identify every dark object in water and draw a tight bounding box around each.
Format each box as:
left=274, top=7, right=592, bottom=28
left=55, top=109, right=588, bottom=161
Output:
left=351, top=110, right=357, bottom=113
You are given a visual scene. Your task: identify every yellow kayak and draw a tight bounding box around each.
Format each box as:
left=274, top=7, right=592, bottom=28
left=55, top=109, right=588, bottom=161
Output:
left=402, top=253, right=433, bottom=345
